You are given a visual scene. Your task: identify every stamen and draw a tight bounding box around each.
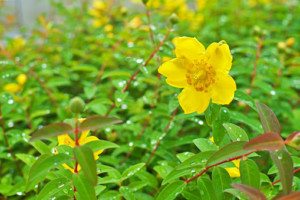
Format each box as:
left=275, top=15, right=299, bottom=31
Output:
left=186, top=59, right=216, bottom=92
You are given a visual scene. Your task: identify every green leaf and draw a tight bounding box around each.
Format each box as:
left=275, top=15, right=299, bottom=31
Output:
left=31, top=140, right=51, bottom=154
left=212, top=167, right=231, bottom=200
left=205, top=104, right=221, bottom=126
left=223, top=123, right=249, bottom=142
left=230, top=111, right=263, bottom=133
left=73, top=173, right=97, bottom=200
left=30, top=123, right=73, bottom=141
left=74, top=146, right=97, bottom=185
left=156, top=180, right=186, bottom=200
left=102, top=70, right=131, bottom=79
left=197, top=177, right=217, bottom=200
left=232, top=183, right=266, bottom=200
left=84, top=140, right=119, bottom=152
left=122, top=163, right=145, bottom=180
left=244, top=132, right=284, bottom=151
left=255, top=102, right=281, bottom=134
left=27, top=154, right=71, bottom=191
left=224, top=188, right=248, bottom=200
left=270, top=150, right=293, bottom=195
left=176, top=151, right=214, bottom=171
left=193, top=138, right=218, bottom=152
left=119, top=186, right=136, bottom=200
left=176, top=152, right=195, bottom=162
left=240, top=159, right=260, bottom=189
left=79, top=115, right=122, bottom=132
left=234, top=90, right=256, bottom=111
left=206, top=141, right=252, bottom=166
left=36, top=178, right=71, bottom=200
left=162, top=168, right=193, bottom=185
left=15, top=153, right=36, bottom=166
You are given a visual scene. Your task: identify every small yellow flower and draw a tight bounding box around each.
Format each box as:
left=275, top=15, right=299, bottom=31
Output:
left=208, top=136, right=240, bottom=178
left=128, top=16, right=143, bottom=29
left=225, top=159, right=240, bottom=178
left=286, top=37, right=295, bottom=47
left=104, top=24, right=113, bottom=32
left=4, top=83, right=21, bottom=93
left=57, top=127, right=103, bottom=173
left=158, top=37, right=236, bottom=114
left=16, top=74, right=27, bottom=85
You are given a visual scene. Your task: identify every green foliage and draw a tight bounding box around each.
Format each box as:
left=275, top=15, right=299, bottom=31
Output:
left=0, top=0, right=300, bottom=199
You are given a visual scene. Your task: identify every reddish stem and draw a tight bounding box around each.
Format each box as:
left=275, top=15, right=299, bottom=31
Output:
left=185, top=151, right=255, bottom=184
left=73, top=118, right=80, bottom=199
left=272, top=168, right=300, bottom=186
left=146, top=7, right=155, bottom=45
left=106, top=28, right=172, bottom=115
left=146, top=108, right=178, bottom=165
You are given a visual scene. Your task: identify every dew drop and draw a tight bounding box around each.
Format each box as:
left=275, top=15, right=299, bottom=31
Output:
left=136, top=58, right=144, bottom=64
left=198, top=120, right=204, bottom=125
left=116, top=98, right=122, bottom=102
left=8, top=121, right=14, bottom=127
left=270, top=90, right=276, bottom=96
left=16, top=192, right=23, bottom=196
left=128, top=142, right=134, bottom=147
left=8, top=99, right=14, bottom=104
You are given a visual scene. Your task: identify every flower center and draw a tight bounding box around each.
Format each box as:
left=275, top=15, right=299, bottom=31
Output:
left=186, top=59, right=216, bottom=92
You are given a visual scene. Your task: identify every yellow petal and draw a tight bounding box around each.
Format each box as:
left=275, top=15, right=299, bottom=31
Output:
left=225, top=167, right=240, bottom=178
left=94, top=150, right=103, bottom=160
left=16, top=74, right=27, bottom=85
left=57, top=134, right=75, bottom=147
left=78, top=130, right=90, bottom=144
left=4, top=83, right=21, bottom=93
left=211, top=74, right=236, bottom=105
left=81, top=136, right=99, bottom=144
left=173, top=37, right=205, bottom=60
left=178, top=87, right=210, bottom=114
left=158, top=58, right=188, bottom=88
left=62, top=163, right=75, bottom=173
left=206, top=42, right=232, bottom=72
left=232, top=159, right=240, bottom=168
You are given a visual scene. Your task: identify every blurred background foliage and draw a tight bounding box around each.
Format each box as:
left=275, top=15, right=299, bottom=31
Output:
left=0, top=0, right=300, bottom=199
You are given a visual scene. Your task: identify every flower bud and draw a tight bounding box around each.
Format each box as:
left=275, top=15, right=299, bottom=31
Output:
left=142, top=0, right=149, bottom=5
left=70, top=97, right=85, bottom=114
left=168, top=13, right=179, bottom=25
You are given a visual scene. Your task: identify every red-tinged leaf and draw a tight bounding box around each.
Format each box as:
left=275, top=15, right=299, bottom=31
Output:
left=244, top=132, right=285, bottom=151
left=232, top=183, right=266, bottom=200
left=206, top=141, right=253, bottom=166
left=275, top=192, right=300, bottom=200
left=270, top=150, right=293, bottom=195
left=255, top=102, right=281, bottom=134
left=30, top=123, right=73, bottom=141
left=285, top=132, right=300, bottom=150
left=79, top=115, right=122, bottom=132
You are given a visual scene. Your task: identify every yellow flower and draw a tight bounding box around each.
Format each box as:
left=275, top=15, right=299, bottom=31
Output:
left=225, top=159, right=240, bottom=178
left=16, top=74, right=27, bottom=85
left=4, top=83, right=21, bottom=93
left=104, top=24, right=113, bottom=32
left=208, top=136, right=240, bottom=177
left=158, top=37, right=236, bottom=114
left=57, top=129, right=103, bottom=173
left=286, top=37, right=295, bottom=47
left=128, top=16, right=143, bottom=29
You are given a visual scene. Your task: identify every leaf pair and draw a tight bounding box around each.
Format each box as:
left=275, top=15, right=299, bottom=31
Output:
left=30, top=115, right=122, bottom=141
